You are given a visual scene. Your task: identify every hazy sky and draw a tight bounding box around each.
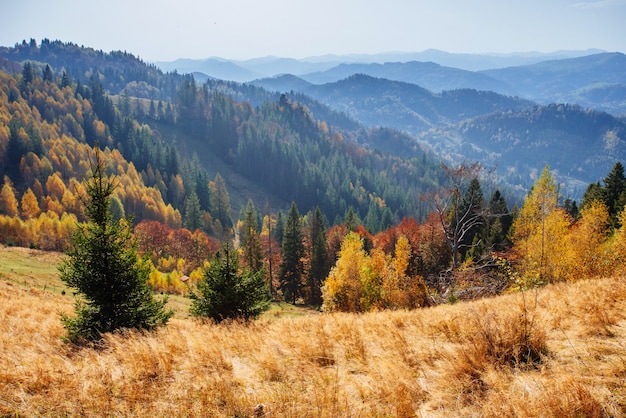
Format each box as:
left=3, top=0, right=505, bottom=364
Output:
left=2, top=0, right=625, bottom=61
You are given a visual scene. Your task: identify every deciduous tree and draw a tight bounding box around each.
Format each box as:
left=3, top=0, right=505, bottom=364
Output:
left=0, top=176, right=19, bottom=217
left=20, top=188, right=41, bottom=219
left=511, top=165, right=570, bottom=285
left=321, top=231, right=368, bottom=312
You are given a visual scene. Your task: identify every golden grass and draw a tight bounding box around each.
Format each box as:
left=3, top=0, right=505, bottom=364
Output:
left=1, top=257, right=625, bottom=416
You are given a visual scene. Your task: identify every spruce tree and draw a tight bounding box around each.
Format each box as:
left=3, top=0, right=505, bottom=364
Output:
left=210, top=173, right=232, bottom=231
left=184, top=190, right=202, bottom=231
left=602, top=161, right=626, bottom=227
left=274, top=209, right=285, bottom=246
left=457, top=177, right=485, bottom=260
left=307, top=207, right=329, bottom=306
left=279, top=202, right=305, bottom=303
left=241, top=200, right=263, bottom=273
left=190, top=243, right=270, bottom=322
left=59, top=147, right=172, bottom=343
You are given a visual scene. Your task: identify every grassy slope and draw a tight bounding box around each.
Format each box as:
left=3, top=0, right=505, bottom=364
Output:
left=1, top=248, right=625, bottom=417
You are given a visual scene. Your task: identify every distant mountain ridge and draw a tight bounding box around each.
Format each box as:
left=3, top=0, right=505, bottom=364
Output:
left=297, top=61, right=516, bottom=94
left=253, top=74, right=533, bottom=132
left=153, top=49, right=605, bottom=80
left=482, top=52, right=626, bottom=114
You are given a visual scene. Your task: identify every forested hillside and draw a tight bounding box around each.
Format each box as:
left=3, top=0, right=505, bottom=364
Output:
left=0, top=38, right=179, bottom=100
left=0, top=40, right=453, bottom=232
left=4, top=39, right=626, bottom=312
left=421, top=103, right=626, bottom=196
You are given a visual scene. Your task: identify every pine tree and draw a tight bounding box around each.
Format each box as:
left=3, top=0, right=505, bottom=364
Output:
left=279, top=202, right=305, bottom=303
left=274, top=209, right=285, bottom=246
left=344, top=207, right=359, bottom=231
left=42, top=64, right=53, bottom=82
left=209, top=173, right=232, bottom=233
left=240, top=200, right=264, bottom=273
left=59, top=147, right=172, bottom=343
left=602, top=162, right=626, bottom=228
left=486, top=190, right=512, bottom=251
left=456, top=177, right=485, bottom=260
left=184, top=190, right=202, bottom=231
left=307, top=206, right=329, bottom=305
left=190, top=243, right=270, bottom=322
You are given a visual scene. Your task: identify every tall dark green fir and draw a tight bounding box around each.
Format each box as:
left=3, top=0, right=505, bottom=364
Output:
left=59, top=146, right=172, bottom=343
left=279, top=202, right=305, bottom=303
left=307, top=206, right=329, bottom=306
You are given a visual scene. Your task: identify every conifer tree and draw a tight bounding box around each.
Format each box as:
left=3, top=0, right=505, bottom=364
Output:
left=59, top=147, right=172, bottom=343
left=602, top=162, right=626, bottom=228
left=279, top=202, right=305, bottom=303
left=184, top=190, right=202, bottom=231
left=307, top=206, right=329, bottom=305
left=274, top=209, right=285, bottom=246
left=240, top=200, right=263, bottom=273
left=209, top=173, right=232, bottom=232
left=456, top=177, right=485, bottom=260
left=486, top=190, right=512, bottom=251
left=190, top=242, right=270, bottom=322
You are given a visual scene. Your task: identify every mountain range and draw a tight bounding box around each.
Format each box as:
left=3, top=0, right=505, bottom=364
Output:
left=2, top=40, right=626, bottom=210
left=154, top=49, right=605, bottom=80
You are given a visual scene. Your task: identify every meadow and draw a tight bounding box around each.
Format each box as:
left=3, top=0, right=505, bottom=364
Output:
left=1, top=246, right=625, bottom=417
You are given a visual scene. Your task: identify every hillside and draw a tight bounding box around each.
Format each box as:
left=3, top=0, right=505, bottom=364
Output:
left=273, top=74, right=534, bottom=133
left=1, top=247, right=625, bottom=416
left=253, top=72, right=626, bottom=199
left=483, top=52, right=626, bottom=115
left=419, top=103, right=626, bottom=196
left=0, top=40, right=452, bottom=236
left=0, top=38, right=180, bottom=101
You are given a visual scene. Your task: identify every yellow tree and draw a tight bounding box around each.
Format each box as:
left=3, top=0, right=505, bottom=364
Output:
left=568, top=200, right=611, bottom=280
left=0, top=176, right=19, bottom=217
left=321, top=232, right=369, bottom=312
left=511, top=165, right=570, bottom=285
left=361, top=247, right=386, bottom=310
left=21, top=188, right=41, bottom=219
left=46, top=172, right=67, bottom=202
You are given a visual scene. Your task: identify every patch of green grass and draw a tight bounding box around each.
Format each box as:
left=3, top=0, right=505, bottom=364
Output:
left=262, top=301, right=320, bottom=319
left=0, top=246, right=67, bottom=294
left=0, top=246, right=322, bottom=321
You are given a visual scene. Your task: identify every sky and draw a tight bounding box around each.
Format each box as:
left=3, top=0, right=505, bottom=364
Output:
left=1, top=0, right=625, bottom=62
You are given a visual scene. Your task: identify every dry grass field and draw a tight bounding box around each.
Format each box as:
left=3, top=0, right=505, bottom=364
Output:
left=1, top=246, right=625, bottom=417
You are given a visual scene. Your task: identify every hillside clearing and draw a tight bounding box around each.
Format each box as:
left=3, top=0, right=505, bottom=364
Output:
left=1, top=249, right=625, bottom=416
